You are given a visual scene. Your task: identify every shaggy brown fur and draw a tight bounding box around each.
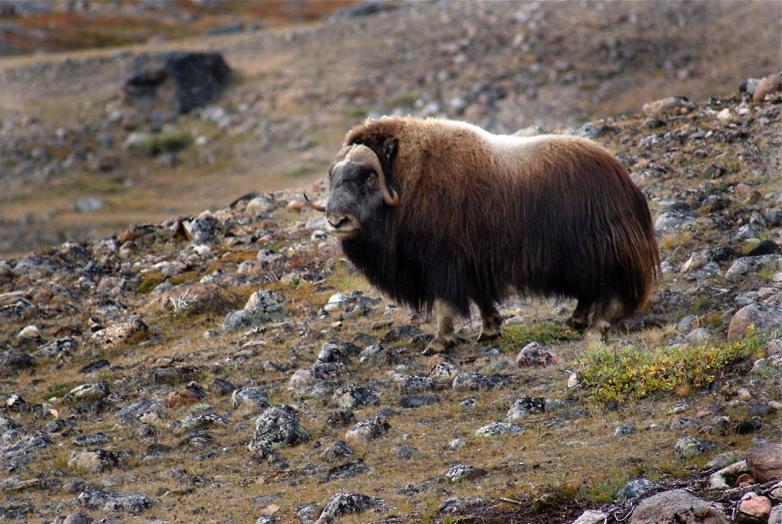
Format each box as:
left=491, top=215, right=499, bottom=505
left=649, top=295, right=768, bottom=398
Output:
left=330, top=116, right=660, bottom=348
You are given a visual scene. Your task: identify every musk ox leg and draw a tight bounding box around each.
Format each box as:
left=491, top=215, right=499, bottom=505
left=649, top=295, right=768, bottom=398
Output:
left=424, top=300, right=459, bottom=354
left=567, top=300, right=592, bottom=331
left=585, top=299, right=624, bottom=337
left=478, top=303, right=502, bottom=341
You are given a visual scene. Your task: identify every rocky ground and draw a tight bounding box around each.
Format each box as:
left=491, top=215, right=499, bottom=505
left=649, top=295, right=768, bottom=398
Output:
left=2, top=1, right=782, bottom=523
left=1, top=74, right=782, bottom=522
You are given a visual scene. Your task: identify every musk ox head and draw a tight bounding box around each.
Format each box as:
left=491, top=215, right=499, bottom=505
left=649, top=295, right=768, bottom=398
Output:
left=316, top=139, right=399, bottom=239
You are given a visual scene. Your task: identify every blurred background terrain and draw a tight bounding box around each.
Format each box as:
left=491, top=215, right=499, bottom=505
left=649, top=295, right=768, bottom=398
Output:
left=0, top=0, right=778, bottom=255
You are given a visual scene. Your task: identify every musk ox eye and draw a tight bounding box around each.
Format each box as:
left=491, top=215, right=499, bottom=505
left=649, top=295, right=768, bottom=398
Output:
left=365, top=172, right=378, bottom=188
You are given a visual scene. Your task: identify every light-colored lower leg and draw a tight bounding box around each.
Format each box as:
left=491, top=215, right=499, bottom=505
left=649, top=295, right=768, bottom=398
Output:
left=425, top=300, right=459, bottom=354
left=478, top=303, right=502, bottom=341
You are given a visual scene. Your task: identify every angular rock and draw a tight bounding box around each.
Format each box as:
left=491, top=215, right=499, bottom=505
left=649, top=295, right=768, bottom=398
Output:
left=315, top=492, right=380, bottom=523
left=725, top=255, right=782, bottom=282
left=65, top=382, right=109, bottom=403
left=232, top=387, right=270, bottom=414
left=68, top=449, right=119, bottom=473
left=446, top=464, right=487, bottom=482
left=223, top=290, right=287, bottom=331
left=320, top=440, right=354, bottom=462
left=177, top=412, right=228, bottom=433
left=506, top=396, right=545, bottom=421
left=123, top=51, right=230, bottom=114
left=630, top=489, right=728, bottom=523
left=333, top=385, right=379, bottom=410
left=90, top=317, right=150, bottom=346
left=345, top=416, right=390, bottom=442
left=675, top=436, right=717, bottom=459
left=324, top=460, right=371, bottom=482
left=0, top=352, right=35, bottom=375
left=248, top=405, right=308, bottom=457
left=618, top=479, right=657, bottom=501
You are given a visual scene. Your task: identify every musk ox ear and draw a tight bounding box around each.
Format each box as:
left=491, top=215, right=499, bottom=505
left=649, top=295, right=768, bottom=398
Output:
left=382, top=137, right=398, bottom=168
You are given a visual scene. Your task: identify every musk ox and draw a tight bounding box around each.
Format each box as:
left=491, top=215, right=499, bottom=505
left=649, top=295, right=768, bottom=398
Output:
left=307, top=116, right=660, bottom=354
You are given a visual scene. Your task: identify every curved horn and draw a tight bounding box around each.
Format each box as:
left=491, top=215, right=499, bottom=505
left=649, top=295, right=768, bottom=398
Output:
left=377, top=169, right=399, bottom=207
left=303, top=193, right=326, bottom=212
left=346, top=144, right=399, bottom=207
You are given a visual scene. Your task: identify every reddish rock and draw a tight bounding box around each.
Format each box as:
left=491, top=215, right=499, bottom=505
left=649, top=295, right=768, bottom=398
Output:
left=738, top=495, right=771, bottom=522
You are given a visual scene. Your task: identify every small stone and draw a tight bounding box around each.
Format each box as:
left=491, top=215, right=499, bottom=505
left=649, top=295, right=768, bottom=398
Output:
left=345, top=416, right=390, bottom=442
left=400, top=395, right=439, bottom=408
left=617, top=479, right=657, bottom=501
left=392, top=445, right=418, bottom=460
left=515, top=342, right=559, bottom=367
left=74, top=197, right=105, bottom=213
left=91, top=317, right=150, bottom=347
left=447, top=438, right=465, bottom=451
left=615, top=424, right=637, bottom=436
left=223, top=290, right=287, bottom=331
left=166, top=382, right=207, bottom=407
left=506, top=396, right=545, bottom=421
left=684, top=328, right=712, bottom=346
left=66, top=382, right=109, bottom=403
left=716, top=108, right=731, bottom=122
left=446, top=464, right=487, bottom=482
left=16, top=325, right=40, bottom=339
left=68, top=449, right=119, bottom=473
left=642, top=96, right=694, bottom=117
left=572, top=510, right=609, bottom=524
left=706, top=451, right=745, bottom=470
left=474, top=421, right=521, bottom=437
left=674, top=436, right=717, bottom=459
left=320, top=440, right=354, bottom=462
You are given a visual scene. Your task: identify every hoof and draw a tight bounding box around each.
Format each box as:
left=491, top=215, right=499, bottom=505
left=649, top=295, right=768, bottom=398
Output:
left=477, top=328, right=500, bottom=342
left=423, top=336, right=456, bottom=355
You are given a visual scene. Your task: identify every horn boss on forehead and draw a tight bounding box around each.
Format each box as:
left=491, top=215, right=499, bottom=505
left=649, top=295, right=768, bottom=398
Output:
left=326, top=116, right=660, bottom=355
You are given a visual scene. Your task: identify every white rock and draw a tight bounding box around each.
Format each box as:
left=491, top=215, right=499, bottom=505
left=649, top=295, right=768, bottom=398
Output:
left=17, top=325, right=40, bottom=339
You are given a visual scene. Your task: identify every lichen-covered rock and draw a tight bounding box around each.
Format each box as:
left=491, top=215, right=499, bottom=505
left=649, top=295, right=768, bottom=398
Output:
left=475, top=422, right=521, bottom=437
left=446, top=464, right=487, bottom=482
left=515, top=342, right=560, bottom=367
left=232, top=387, right=270, bottom=414
left=159, top=282, right=235, bottom=314
left=248, top=405, right=308, bottom=457
left=68, top=449, right=119, bottom=473
left=90, top=317, right=150, bottom=346
left=675, top=436, right=717, bottom=459
left=223, top=290, right=287, bottom=331
left=345, top=415, right=390, bottom=442
left=315, top=492, right=381, bottom=524
left=65, top=382, right=109, bottom=403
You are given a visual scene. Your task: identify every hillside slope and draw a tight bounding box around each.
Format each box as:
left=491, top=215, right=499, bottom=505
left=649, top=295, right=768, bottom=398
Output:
left=0, top=81, right=781, bottom=522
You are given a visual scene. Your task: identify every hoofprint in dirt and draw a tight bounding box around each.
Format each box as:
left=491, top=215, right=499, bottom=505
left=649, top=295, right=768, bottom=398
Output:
left=1, top=82, right=781, bottom=522
left=0, top=0, right=779, bottom=255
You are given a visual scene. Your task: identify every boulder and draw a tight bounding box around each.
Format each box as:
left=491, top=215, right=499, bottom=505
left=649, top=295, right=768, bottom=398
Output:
left=630, top=489, right=728, bottom=523
left=123, top=52, right=231, bottom=114
left=746, top=442, right=782, bottom=482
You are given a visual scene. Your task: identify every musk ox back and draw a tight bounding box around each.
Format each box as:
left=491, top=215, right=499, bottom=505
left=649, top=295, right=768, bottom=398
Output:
left=316, top=116, right=659, bottom=353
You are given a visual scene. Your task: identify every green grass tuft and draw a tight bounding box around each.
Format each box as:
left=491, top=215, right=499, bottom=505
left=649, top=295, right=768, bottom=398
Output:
left=136, top=129, right=192, bottom=156
left=499, top=321, right=579, bottom=352
left=576, top=332, right=765, bottom=403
